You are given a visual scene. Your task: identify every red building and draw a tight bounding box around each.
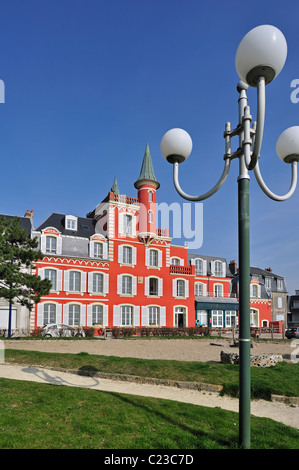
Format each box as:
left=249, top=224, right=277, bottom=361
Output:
left=32, top=144, right=199, bottom=331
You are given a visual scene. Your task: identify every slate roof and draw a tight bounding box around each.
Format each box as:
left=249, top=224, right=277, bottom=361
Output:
left=1, top=214, right=32, bottom=237
left=35, top=213, right=104, bottom=238
left=188, top=253, right=232, bottom=277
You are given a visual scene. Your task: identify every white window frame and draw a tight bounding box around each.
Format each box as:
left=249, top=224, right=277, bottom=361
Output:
left=146, top=248, right=162, bottom=268
left=212, top=310, right=223, bottom=327
left=214, top=284, right=223, bottom=298
left=173, top=279, right=189, bottom=298
left=65, top=215, right=78, bottom=231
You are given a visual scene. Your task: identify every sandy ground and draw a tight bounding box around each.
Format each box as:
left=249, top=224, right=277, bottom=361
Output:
left=2, top=337, right=297, bottom=362
left=1, top=337, right=298, bottom=430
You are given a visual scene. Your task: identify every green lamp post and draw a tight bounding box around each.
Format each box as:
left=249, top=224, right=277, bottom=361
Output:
left=160, top=25, right=299, bottom=449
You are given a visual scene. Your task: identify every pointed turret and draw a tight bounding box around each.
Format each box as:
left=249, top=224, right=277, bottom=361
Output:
left=134, top=143, right=160, bottom=189
left=111, top=176, right=120, bottom=194
left=135, top=143, right=160, bottom=245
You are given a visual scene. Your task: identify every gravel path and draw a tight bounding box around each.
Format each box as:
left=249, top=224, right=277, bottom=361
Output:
left=3, top=337, right=295, bottom=362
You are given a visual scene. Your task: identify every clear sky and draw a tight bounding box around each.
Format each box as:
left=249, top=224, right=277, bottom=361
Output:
left=0, top=0, right=298, bottom=294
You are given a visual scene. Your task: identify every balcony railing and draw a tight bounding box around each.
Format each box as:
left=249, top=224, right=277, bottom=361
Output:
left=110, top=193, right=139, bottom=205
left=197, top=292, right=237, bottom=299
left=156, top=228, right=170, bottom=237
left=170, top=265, right=193, bottom=275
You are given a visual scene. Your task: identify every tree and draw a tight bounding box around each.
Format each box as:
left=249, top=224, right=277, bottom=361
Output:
left=0, top=216, right=51, bottom=336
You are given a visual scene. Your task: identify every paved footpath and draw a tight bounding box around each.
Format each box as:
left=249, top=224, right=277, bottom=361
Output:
left=0, top=363, right=298, bottom=430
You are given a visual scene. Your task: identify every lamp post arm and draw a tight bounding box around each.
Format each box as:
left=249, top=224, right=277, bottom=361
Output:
left=254, top=160, right=298, bottom=201
left=173, top=158, right=231, bottom=202
left=247, top=76, right=265, bottom=170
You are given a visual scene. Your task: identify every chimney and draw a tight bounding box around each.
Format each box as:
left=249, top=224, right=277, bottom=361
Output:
left=24, top=210, right=33, bottom=226
left=24, top=210, right=33, bottom=219
left=265, top=267, right=272, bottom=272
left=229, top=259, right=237, bottom=275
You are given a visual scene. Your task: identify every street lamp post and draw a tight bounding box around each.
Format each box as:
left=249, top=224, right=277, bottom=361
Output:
left=160, top=25, right=299, bottom=449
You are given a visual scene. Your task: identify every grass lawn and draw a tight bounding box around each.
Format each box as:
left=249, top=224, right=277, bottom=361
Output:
left=0, top=378, right=298, bottom=449
left=4, top=349, right=299, bottom=400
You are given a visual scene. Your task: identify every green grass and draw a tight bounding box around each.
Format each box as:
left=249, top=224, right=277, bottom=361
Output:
left=4, top=349, right=299, bottom=399
left=0, top=378, right=298, bottom=449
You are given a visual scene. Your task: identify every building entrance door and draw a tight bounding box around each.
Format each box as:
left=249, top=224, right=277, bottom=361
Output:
left=175, top=307, right=186, bottom=327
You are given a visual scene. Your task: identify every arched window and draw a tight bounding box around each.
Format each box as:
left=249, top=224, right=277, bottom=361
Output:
left=44, top=269, right=57, bottom=290
left=68, top=304, right=80, bottom=326
left=148, top=190, right=153, bottom=202
left=195, top=259, right=203, bottom=275
left=46, top=236, right=57, bottom=254
left=43, top=304, right=56, bottom=324
left=69, top=271, right=81, bottom=292
left=92, top=305, right=103, bottom=325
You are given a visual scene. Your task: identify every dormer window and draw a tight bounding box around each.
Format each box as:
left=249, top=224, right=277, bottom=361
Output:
left=65, top=215, right=78, bottom=231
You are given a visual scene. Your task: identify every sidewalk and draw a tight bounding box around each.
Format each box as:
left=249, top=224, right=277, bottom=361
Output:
left=0, top=363, right=298, bottom=430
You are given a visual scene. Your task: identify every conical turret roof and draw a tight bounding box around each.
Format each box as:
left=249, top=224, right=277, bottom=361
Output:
left=111, top=176, right=120, bottom=194
left=134, top=143, right=160, bottom=189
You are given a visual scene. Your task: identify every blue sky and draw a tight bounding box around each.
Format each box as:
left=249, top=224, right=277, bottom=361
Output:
left=0, top=0, right=299, bottom=294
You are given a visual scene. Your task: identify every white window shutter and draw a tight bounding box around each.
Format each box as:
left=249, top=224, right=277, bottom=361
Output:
left=81, top=272, right=86, bottom=293
left=80, top=304, right=86, bottom=326
left=63, top=304, right=69, bottom=324
left=144, top=277, right=149, bottom=295
left=132, top=247, right=137, bottom=265
left=39, top=268, right=44, bottom=279
left=118, top=213, right=123, bottom=235
left=185, top=280, right=189, bottom=298
left=57, top=236, right=62, bottom=255
left=117, top=275, right=122, bottom=294
left=133, top=306, right=140, bottom=326
left=132, top=216, right=136, bottom=236
left=160, top=307, right=166, bottom=326
left=141, top=306, right=148, bottom=326
left=158, top=278, right=163, bottom=296
left=89, top=241, right=94, bottom=258
left=88, top=273, right=93, bottom=293
left=250, top=285, right=253, bottom=297
left=145, top=248, right=150, bottom=266
left=64, top=271, right=69, bottom=292
left=222, top=262, right=226, bottom=277
left=132, top=276, right=137, bottom=295
left=87, top=305, right=92, bottom=326
left=180, top=258, right=184, bottom=266
left=40, top=235, right=46, bottom=253
left=190, top=258, right=195, bottom=265
left=211, top=261, right=215, bottom=276
left=258, top=285, right=261, bottom=298
left=57, top=270, right=63, bottom=291
left=103, top=305, right=108, bottom=327
left=103, top=242, right=108, bottom=259
left=113, top=305, right=121, bottom=326
left=118, top=245, right=123, bottom=263
left=203, top=260, right=207, bottom=275
left=203, top=283, right=207, bottom=296
left=37, top=304, right=43, bottom=326
left=104, top=274, right=109, bottom=294
left=172, top=279, right=177, bottom=297
left=158, top=250, right=162, bottom=267
left=56, top=304, right=62, bottom=324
